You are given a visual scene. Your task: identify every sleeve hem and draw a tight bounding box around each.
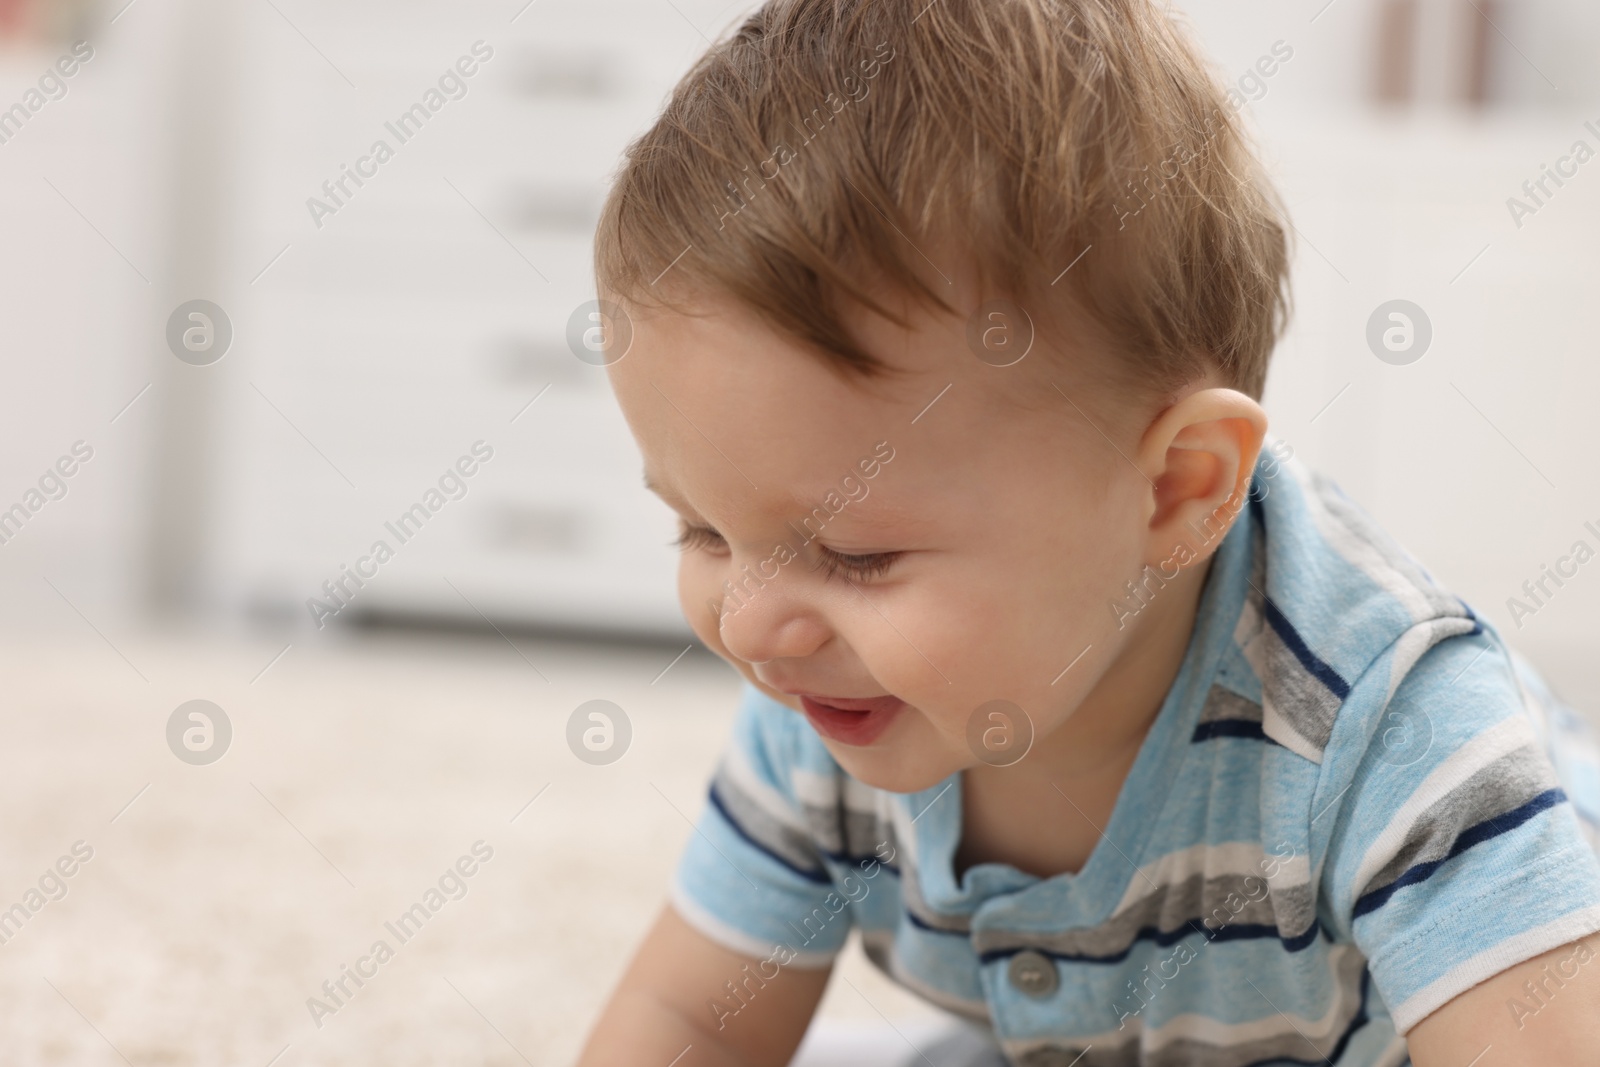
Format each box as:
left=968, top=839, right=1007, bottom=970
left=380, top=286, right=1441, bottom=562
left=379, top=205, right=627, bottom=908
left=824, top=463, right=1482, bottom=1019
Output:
left=1386, top=897, right=1600, bottom=1034
left=668, top=877, right=840, bottom=970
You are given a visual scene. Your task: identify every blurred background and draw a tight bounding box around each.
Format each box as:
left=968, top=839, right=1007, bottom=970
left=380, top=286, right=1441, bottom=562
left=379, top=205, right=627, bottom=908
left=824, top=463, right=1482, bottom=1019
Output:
left=0, top=0, right=1597, bottom=1063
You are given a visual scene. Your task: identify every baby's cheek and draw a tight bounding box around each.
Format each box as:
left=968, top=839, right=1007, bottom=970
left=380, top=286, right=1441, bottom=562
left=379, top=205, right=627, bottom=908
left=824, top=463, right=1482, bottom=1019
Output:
left=863, top=592, right=992, bottom=718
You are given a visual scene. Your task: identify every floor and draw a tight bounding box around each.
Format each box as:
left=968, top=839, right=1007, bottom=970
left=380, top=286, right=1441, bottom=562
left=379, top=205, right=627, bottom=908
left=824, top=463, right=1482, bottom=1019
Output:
left=0, top=626, right=952, bottom=1066
left=5, top=624, right=1595, bottom=1065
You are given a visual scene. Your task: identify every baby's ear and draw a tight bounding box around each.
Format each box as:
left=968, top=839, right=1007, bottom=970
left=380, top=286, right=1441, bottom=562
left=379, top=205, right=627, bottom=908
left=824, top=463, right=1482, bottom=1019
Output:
left=1137, top=387, right=1267, bottom=566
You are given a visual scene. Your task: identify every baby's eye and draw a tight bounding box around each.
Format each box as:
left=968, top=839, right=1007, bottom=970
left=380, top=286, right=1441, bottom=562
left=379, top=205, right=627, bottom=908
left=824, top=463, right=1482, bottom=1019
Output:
left=673, top=523, right=728, bottom=554
left=815, top=547, right=902, bottom=583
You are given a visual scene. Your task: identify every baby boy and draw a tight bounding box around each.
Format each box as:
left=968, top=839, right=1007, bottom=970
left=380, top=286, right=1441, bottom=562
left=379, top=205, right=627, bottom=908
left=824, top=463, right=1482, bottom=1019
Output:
left=575, top=1, right=1600, bottom=1063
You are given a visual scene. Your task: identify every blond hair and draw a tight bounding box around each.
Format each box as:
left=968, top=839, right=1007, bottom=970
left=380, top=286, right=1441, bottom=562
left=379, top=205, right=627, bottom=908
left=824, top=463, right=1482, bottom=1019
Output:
left=595, top=0, right=1291, bottom=400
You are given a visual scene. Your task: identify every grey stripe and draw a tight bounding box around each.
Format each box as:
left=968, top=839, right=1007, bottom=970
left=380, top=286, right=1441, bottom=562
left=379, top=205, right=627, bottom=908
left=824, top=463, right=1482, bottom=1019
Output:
left=710, top=761, right=828, bottom=879
left=797, top=803, right=893, bottom=862
left=1006, top=947, right=1368, bottom=1067
left=973, top=871, right=1314, bottom=959
left=1360, top=743, right=1561, bottom=897
left=1261, top=619, right=1344, bottom=754
left=795, top=779, right=965, bottom=934
left=1260, top=879, right=1319, bottom=946
left=1197, top=684, right=1263, bottom=726
left=1238, top=520, right=1342, bottom=757
left=860, top=928, right=894, bottom=972
left=861, top=927, right=994, bottom=1025
left=1258, top=472, right=1477, bottom=759
left=793, top=769, right=899, bottom=861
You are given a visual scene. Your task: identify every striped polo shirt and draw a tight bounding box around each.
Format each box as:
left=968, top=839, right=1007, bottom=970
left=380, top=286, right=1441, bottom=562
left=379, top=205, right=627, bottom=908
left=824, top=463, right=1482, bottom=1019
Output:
left=669, top=445, right=1600, bottom=1066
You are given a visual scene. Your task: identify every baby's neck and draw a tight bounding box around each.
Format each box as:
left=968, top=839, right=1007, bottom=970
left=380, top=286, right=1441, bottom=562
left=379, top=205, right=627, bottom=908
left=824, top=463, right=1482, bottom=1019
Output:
left=955, top=555, right=1213, bottom=881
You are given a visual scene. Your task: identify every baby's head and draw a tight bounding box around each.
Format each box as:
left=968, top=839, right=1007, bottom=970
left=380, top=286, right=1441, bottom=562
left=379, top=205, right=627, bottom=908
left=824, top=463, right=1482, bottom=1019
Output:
left=594, top=0, right=1290, bottom=792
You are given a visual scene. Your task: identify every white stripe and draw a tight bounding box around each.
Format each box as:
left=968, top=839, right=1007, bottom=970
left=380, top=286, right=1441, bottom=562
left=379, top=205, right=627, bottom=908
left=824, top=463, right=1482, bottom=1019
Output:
left=1379, top=622, right=1448, bottom=705
left=998, top=953, right=1363, bottom=1062
left=1351, top=714, right=1540, bottom=896
left=1111, top=842, right=1312, bottom=916
left=668, top=878, right=838, bottom=969
left=1233, top=589, right=1264, bottom=675
left=844, top=774, right=890, bottom=821
left=1261, top=696, right=1327, bottom=764
left=890, top=793, right=923, bottom=870
left=722, top=741, right=811, bottom=836
left=868, top=931, right=991, bottom=1022
left=1389, top=904, right=1600, bottom=1033
left=1237, top=592, right=1327, bottom=764
left=790, top=765, right=882, bottom=816
left=1002, top=945, right=1364, bottom=1057
left=1142, top=943, right=1363, bottom=1051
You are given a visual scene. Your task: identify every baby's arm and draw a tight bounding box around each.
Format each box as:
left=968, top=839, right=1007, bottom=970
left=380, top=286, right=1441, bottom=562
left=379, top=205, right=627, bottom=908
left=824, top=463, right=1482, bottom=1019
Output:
left=1405, top=937, right=1600, bottom=1065
left=575, top=901, right=832, bottom=1067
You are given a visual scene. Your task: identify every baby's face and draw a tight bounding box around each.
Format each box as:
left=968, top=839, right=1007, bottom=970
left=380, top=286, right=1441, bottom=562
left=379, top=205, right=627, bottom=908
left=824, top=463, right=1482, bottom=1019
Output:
left=608, top=289, right=1162, bottom=793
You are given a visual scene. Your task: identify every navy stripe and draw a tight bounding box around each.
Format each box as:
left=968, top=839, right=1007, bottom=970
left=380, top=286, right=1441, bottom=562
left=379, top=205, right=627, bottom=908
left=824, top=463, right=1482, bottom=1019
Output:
left=1353, top=788, right=1568, bottom=918
left=1452, top=787, right=1566, bottom=854
left=817, top=846, right=901, bottom=875
left=1262, top=595, right=1351, bottom=700
left=706, top=782, right=833, bottom=885
left=1322, top=965, right=1373, bottom=1067
left=975, top=917, right=1324, bottom=964
left=1028, top=960, right=1371, bottom=1067
left=1192, top=719, right=1273, bottom=743
left=1246, top=964, right=1371, bottom=1067
left=906, top=907, right=970, bottom=937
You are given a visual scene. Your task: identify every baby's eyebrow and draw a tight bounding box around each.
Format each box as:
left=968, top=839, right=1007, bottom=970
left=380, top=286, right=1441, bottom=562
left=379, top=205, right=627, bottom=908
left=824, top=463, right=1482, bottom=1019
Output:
left=778, top=486, right=934, bottom=534
left=642, top=472, right=726, bottom=528
left=641, top=470, right=678, bottom=500
left=645, top=469, right=932, bottom=532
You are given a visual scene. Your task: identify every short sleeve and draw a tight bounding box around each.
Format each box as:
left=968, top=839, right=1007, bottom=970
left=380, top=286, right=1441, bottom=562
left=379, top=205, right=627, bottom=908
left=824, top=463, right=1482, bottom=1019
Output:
left=669, top=685, right=852, bottom=968
left=1319, top=628, right=1600, bottom=1033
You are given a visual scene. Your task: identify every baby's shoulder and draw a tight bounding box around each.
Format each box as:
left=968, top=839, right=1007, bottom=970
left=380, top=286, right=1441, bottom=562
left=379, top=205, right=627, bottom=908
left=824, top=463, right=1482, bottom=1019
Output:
left=1241, top=451, right=1484, bottom=764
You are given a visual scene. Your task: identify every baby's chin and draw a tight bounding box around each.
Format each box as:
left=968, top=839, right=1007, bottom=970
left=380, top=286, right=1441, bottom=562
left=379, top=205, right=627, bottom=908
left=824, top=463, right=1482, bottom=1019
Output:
left=822, top=738, right=960, bottom=796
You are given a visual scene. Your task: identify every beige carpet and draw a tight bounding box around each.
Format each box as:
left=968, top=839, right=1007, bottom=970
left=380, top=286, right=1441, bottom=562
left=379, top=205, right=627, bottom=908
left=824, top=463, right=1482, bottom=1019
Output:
left=0, top=628, right=945, bottom=1066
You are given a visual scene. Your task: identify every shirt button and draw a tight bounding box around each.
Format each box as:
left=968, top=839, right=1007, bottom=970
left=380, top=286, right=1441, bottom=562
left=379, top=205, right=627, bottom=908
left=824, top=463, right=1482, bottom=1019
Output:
left=1007, top=949, right=1058, bottom=998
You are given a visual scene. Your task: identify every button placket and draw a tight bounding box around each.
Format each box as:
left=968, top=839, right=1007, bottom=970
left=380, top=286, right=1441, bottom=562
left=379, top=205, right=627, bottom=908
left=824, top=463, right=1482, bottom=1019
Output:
left=1006, top=949, right=1059, bottom=998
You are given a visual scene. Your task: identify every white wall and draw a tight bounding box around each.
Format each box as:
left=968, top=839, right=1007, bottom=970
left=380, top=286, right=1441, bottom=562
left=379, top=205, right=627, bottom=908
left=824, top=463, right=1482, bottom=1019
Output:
left=1171, top=0, right=1600, bottom=698
left=2, top=0, right=1598, bottom=697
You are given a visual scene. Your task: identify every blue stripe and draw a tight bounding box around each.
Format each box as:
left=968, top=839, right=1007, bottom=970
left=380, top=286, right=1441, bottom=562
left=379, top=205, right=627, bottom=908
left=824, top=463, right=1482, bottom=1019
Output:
left=1353, top=788, right=1568, bottom=918
left=975, top=917, right=1324, bottom=964
left=1006, top=963, right=1371, bottom=1066
left=1262, top=595, right=1351, bottom=701
left=1324, top=965, right=1373, bottom=1066
left=818, top=847, right=902, bottom=875
left=906, top=907, right=970, bottom=937
left=1192, top=719, right=1274, bottom=744
left=706, top=782, right=833, bottom=885
left=1240, top=964, right=1371, bottom=1067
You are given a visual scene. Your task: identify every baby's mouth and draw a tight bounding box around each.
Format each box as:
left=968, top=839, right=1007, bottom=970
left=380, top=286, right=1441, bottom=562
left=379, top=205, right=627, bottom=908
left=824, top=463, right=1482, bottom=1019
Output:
left=796, top=694, right=906, bottom=744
